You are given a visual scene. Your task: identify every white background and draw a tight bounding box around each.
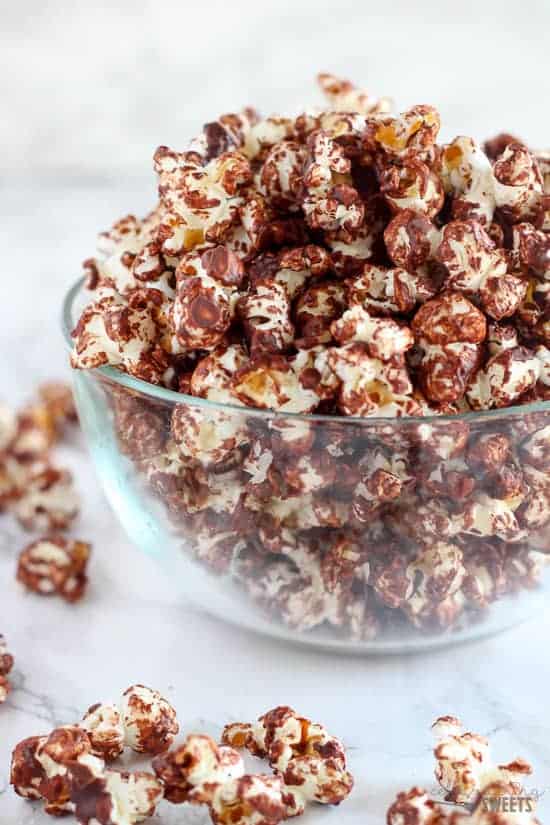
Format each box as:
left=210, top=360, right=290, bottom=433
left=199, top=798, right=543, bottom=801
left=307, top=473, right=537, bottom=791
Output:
left=1, top=2, right=549, bottom=822
left=2, top=0, right=550, bottom=181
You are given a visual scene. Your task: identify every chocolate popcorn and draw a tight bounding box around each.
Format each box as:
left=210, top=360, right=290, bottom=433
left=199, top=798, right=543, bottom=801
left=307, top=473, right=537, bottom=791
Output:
left=10, top=735, right=47, bottom=800
left=120, top=684, right=179, bottom=755
left=17, top=537, right=91, bottom=602
left=34, top=725, right=103, bottom=815
left=12, top=467, right=80, bottom=531
left=432, top=715, right=532, bottom=804
left=70, top=763, right=163, bottom=825
left=152, top=734, right=245, bottom=803
left=68, top=73, right=550, bottom=645
left=80, top=702, right=125, bottom=761
left=0, top=634, right=14, bottom=704
left=11, top=687, right=180, bottom=821
left=222, top=705, right=354, bottom=816
left=387, top=782, right=540, bottom=825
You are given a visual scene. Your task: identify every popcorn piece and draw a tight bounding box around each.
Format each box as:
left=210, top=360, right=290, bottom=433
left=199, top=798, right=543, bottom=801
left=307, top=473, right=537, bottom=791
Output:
left=386, top=787, right=444, bottom=825
left=191, top=343, right=249, bottom=404
left=83, top=213, right=161, bottom=295
left=457, top=494, right=526, bottom=543
left=70, top=764, right=164, bottom=825
left=35, top=725, right=104, bottom=815
left=440, top=136, right=496, bottom=225
left=260, top=140, right=307, bottom=211
left=173, top=245, right=245, bottom=350
left=493, top=143, right=544, bottom=223
left=81, top=702, right=125, bottom=761
left=328, top=342, right=418, bottom=417
left=154, top=145, right=252, bottom=245
left=432, top=715, right=532, bottom=804
left=16, top=537, right=91, bottom=602
left=12, top=466, right=79, bottom=531
left=380, top=158, right=444, bottom=217
left=238, top=281, right=294, bottom=353
left=352, top=447, right=413, bottom=522
left=171, top=403, right=249, bottom=467
left=294, top=280, right=346, bottom=345
left=384, top=209, right=441, bottom=271
left=223, top=706, right=354, bottom=817
left=112, top=392, right=167, bottom=461
left=71, top=289, right=170, bottom=385
left=412, top=292, right=486, bottom=403
left=0, top=634, right=14, bottom=704
left=412, top=292, right=487, bottom=345
left=301, top=130, right=364, bottom=234
left=436, top=220, right=526, bottom=321
left=403, top=543, right=466, bottom=626
left=317, top=72, right=392, bottom=114
left=387, top=781, right=540, bottom=825
left=331, top=304, right=414, bottom=360
left=243, top=116, right=296, bottom=162
left=370, top=105, right=440, bottom=159
left=120, top=684, right=179, bottom=755
left=10, top=735, right=47, bottom=800
left=152, top=734, right=244, bottom=803
left=467, top=347, right=542, bottom=410
left=347, top=262, right=439, bottom=316
left=325, top=220, right=379, bottom=277
left=205, top=774, right=287, bottom=825
left=231, top=354, right=322, bottom=413
left=36, top=381, right=78, bottom=435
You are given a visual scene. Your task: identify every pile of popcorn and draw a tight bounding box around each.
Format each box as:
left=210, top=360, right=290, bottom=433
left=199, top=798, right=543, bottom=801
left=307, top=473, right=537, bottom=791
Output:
left=0, top=384, right=91, bottom=603
left=70, top=74, right=550, bottom=642
left=387, top=715, right=539, bottom=824
left=10, top=694, right=354, bottom=825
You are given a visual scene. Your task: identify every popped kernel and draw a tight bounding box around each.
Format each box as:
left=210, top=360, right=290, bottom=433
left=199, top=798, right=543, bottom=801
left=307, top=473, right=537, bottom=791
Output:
left=17, top=537, right=91, bottom=602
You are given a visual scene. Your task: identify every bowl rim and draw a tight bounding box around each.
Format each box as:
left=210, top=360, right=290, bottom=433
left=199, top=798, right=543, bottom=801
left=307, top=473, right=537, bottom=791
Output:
left=62, top=276, right=550, bottom=425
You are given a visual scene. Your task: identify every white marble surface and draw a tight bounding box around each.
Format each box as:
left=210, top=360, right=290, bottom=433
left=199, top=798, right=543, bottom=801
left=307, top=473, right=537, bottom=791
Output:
left=1, top=181, right=550, bottom=821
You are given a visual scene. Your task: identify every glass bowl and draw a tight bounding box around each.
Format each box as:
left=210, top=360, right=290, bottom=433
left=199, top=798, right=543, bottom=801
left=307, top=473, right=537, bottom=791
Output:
left=62, top=278, right=550, bottom=654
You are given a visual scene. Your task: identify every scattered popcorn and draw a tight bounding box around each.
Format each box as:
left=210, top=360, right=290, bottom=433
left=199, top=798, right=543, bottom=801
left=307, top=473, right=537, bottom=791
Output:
left=432, top=715, right=532, bottom=804
left=222, top=705, right=354, bottom=816
left=11, top=686, right=179, bottom=821
left=17, top=537, right=91, bottom=602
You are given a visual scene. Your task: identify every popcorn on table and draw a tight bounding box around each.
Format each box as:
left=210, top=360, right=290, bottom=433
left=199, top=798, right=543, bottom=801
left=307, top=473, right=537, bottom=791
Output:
left=17, top=537, right=91, bottom=602
left=10, top=684, right=177, bottom=823
left=387, top=716, right=538, bottom=825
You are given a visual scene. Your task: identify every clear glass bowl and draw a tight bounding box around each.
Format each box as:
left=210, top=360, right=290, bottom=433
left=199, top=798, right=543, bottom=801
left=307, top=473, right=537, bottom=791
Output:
left=62, top=278, right=550, bottom=654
